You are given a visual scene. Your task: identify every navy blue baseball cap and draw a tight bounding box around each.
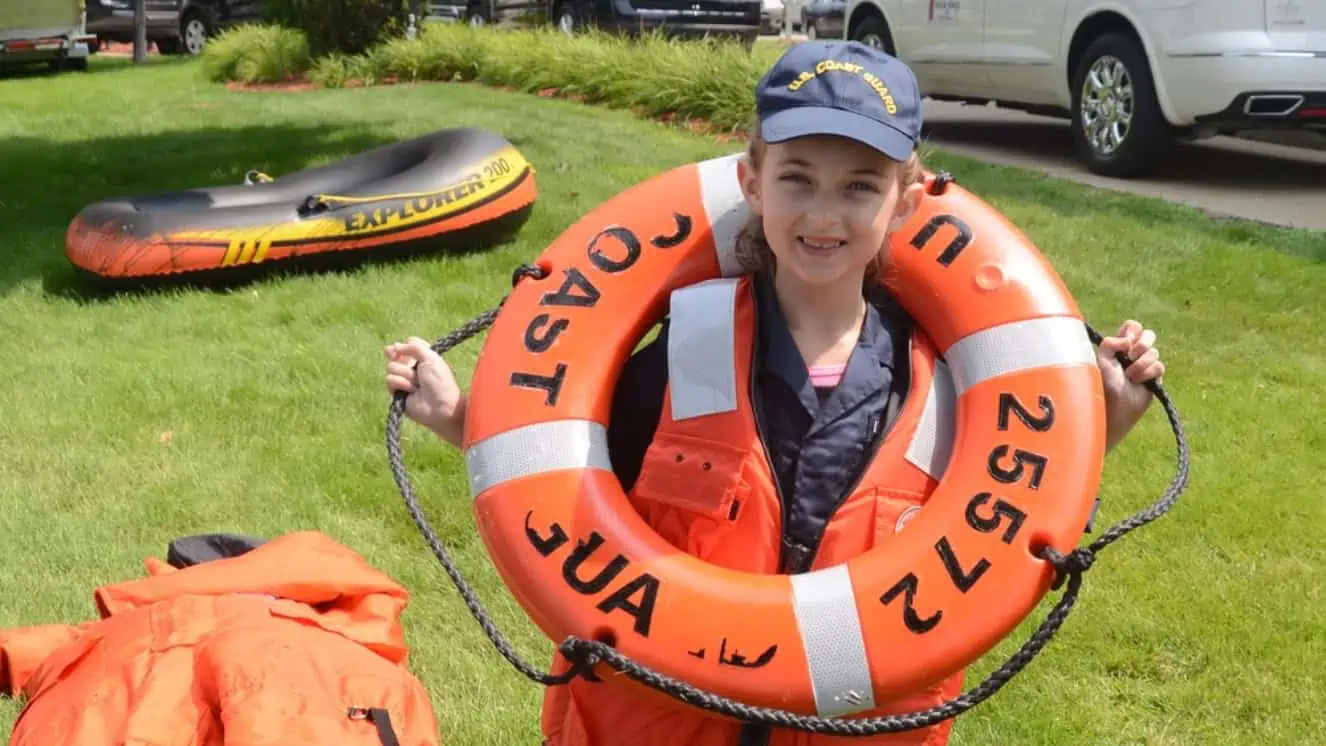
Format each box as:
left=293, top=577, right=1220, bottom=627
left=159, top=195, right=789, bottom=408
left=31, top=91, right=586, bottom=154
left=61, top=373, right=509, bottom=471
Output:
left=755, top=40, right=923, bottom=162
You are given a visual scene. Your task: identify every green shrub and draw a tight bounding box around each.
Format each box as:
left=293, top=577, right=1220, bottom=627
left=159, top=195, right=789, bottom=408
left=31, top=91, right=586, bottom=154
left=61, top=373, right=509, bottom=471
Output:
left=200, top=23, right=311, bottom=84
left=340, top=24, right=766, bottom=132
left=263, top=0, right=411, bottom=57
left=208, top=21, right=783, bottom=135
left=309, top=50, right=382, bottom=88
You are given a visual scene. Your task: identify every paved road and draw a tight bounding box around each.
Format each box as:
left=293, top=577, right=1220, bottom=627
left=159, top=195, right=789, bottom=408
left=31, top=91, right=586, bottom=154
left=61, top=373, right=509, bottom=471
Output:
left=920, top=101, right=1326, bottom=232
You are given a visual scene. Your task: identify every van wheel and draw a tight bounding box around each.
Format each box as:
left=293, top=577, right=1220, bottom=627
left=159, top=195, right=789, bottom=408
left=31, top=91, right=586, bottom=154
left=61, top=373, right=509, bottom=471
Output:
left=466, top=2, right=488, bottom=26
left=554, top=2, right=580, bottom=34
left=180, top=11, right=211, bottom=55
left=849, top=15, right=893, bottom=54
left=49, top=57, right=88, bottom=72
left=1070, top=32, right=1173, bottom=178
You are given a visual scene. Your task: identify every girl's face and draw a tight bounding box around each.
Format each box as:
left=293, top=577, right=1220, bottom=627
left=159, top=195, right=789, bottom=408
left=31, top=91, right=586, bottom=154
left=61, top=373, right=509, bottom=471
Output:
left=739, top=134, right=921, bottom=289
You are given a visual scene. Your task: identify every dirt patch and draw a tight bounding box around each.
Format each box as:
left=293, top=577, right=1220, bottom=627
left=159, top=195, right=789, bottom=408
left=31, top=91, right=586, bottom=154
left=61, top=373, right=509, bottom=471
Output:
left=224, top=75, right=419, bottom=93
left=96, top=41, right=157, bottom=58
left=654, top=110, right=748, bottom=143
left=225, top=79, right=319, bottom=93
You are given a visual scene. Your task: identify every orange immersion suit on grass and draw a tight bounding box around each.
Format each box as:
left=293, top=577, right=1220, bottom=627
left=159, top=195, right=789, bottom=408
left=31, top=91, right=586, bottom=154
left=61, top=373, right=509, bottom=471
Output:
left=0, top=530, right=441, bottom=746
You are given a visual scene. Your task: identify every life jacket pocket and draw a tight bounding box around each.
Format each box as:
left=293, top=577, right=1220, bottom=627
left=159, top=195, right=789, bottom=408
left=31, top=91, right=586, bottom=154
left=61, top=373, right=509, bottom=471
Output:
left=871, top=488, right=929, bottom=547
left=631, top=431, right=748, bottom=523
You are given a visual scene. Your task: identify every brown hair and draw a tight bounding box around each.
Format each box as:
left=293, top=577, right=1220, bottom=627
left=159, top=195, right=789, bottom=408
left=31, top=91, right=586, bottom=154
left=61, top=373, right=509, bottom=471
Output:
left=734, top=117, right=926, bottom=284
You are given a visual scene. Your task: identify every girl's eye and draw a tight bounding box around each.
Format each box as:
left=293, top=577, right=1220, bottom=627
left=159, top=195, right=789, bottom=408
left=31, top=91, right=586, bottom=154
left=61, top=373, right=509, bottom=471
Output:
left=848, top=181, right=880, bottom=192
left=779, top=173, right=811, bottom=184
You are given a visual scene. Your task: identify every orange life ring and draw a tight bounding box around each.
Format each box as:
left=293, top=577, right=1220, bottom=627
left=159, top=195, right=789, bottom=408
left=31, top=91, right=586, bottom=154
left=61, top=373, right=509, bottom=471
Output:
left=462, top=153, right=1106, bottom=716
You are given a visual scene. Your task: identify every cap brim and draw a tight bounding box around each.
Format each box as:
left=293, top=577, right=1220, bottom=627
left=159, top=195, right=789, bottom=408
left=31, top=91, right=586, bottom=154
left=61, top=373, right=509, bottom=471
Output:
left=761, top=106, right=915, bottom=162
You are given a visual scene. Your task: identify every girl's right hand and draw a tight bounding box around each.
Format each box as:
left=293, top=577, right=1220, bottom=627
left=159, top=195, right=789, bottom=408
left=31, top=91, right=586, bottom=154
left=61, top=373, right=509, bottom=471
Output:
left=384, top=336, right=466, bottom=447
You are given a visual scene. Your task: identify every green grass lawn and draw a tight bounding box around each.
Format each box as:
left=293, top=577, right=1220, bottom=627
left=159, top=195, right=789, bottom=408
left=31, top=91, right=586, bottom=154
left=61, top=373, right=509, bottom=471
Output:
left=1, top=55, right=1323, bottom=745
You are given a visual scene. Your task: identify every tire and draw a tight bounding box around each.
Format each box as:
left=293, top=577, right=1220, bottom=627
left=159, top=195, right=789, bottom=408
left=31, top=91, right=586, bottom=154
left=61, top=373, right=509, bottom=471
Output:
left=49, top=56, right=88, bottom=72
left=1069, top=32, right=1173, bottom=178
left=849, top=15, right=892, bottom=54
left=179, top=11, right=211, bottom=56
left=553, top=2, right=579, bottom=35
left=465, top=2, right=487, bottom=26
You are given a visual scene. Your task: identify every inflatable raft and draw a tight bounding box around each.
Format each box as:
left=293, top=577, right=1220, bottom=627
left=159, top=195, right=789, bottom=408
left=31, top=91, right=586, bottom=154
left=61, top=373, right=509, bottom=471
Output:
left=65, top=128, right=537, bottom=284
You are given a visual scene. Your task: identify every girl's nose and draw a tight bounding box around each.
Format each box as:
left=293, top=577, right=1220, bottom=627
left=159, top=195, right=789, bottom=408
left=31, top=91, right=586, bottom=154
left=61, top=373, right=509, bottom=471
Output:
left=803, top=195, right=840, bottom=228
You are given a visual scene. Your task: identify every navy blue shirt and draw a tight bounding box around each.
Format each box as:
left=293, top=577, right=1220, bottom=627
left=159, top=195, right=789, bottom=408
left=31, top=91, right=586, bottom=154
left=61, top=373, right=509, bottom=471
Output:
left=607, top=272, right=914, bottom=573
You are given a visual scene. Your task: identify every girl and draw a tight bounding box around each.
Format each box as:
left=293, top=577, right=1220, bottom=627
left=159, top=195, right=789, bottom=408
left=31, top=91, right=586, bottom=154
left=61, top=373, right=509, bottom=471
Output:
left=385, top=40, right=1164, bottom=746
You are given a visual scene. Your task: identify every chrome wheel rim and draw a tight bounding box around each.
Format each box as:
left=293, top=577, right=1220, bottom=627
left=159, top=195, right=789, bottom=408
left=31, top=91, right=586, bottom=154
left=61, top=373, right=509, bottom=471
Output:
left=1080, top=55, right=1135, bottom=157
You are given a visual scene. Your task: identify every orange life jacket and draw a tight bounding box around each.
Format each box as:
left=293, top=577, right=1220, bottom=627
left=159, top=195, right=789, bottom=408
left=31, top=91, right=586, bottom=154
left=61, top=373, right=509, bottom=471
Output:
left=0, top=531, right=442, bottom=746
left=540, top=276, right=962, bottom=746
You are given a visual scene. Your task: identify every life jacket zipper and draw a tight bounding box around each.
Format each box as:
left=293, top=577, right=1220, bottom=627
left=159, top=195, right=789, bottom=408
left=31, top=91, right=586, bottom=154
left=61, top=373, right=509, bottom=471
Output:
left=785, top=324, right=915, bottom=574
left=741, top=302, right=787, bottom=746
left=747, top=306, right=799, bottom=577
left=738, top=321, right=916, bottom=746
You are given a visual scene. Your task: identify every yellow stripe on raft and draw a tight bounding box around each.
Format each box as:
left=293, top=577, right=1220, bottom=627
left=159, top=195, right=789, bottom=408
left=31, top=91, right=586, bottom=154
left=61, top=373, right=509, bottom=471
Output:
left=170, top=146, right=531, bottom=249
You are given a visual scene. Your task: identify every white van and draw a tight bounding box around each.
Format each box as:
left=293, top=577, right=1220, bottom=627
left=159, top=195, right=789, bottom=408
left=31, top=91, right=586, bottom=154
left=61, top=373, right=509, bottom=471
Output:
left=1, top=0, right=94, bottom=74
left=841, top=0, right=1326, bottom=177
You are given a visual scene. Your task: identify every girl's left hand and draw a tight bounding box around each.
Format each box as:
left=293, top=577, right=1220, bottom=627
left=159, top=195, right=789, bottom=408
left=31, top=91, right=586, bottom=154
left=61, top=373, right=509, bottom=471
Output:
left=1097, top=319, right=1166, bottom=449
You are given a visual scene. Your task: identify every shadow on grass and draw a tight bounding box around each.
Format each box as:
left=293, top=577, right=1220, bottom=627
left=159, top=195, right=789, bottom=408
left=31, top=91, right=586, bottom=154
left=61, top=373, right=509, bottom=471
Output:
left=0, top=123, right=529, bottom=302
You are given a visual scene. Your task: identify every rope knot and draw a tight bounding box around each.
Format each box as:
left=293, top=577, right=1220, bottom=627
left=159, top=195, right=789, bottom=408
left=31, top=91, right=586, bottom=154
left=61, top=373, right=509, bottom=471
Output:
left=552, top=638, right=605, bottom=684
left=1040, top=546, right=1096, bottom=590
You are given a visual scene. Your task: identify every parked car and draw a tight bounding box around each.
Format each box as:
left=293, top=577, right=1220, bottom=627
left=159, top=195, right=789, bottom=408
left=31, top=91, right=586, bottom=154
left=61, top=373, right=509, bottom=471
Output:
left=799, top=0, right=841, bottom=40
left=841, top=0, right=1326, bottom=177
left=0, top=0, right=94, bottom=73
left=86, top=0, right=264, bottom=56
left=450, top=0, right=762, bottom=47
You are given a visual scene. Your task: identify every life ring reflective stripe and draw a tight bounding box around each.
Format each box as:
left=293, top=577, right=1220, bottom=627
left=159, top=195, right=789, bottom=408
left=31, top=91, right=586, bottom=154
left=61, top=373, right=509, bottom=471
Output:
left=462, top=152, right=1107, bottom=715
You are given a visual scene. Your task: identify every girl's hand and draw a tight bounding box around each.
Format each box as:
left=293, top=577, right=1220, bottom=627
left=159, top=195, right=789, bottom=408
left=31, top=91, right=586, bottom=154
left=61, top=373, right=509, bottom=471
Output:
left=385, top=336, right=466, bottom=447
left=1096, top=320, right=1165, bottom=451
